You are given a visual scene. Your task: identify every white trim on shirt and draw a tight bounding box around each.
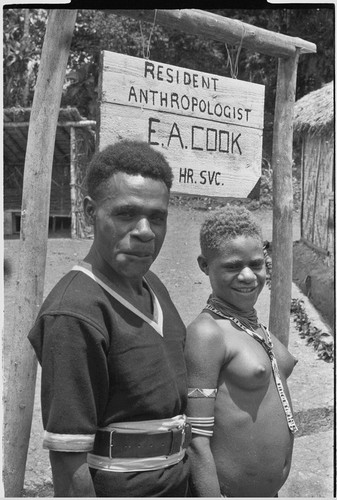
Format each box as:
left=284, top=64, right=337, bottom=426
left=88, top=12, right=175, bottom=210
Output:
left=72, top=265, right=164, bottom=337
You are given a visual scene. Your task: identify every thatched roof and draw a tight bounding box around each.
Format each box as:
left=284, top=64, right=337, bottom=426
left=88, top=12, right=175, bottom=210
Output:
left=293, top=81, right=334, bottom=136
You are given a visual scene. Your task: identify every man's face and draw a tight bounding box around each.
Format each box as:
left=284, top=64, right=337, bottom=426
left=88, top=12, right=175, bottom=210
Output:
left=199, top=235, right=266, bottom=311
left=85, top=172, right=169, bottom=281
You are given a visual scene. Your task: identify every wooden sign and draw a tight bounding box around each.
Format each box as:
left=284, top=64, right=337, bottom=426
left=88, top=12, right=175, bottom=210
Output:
left=99, top=50, right=265, bottom=198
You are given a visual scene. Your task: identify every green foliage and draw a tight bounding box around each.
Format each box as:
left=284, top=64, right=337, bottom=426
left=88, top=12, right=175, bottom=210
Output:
left=3, top=8, right=334, bottom=130
left=263, top=251, right=334, bottom=363
left=209, top=7, right=334, bottom=99
left=259, top=167, right=273, bottom=208
left=254, top=165, right=301, bottom=211
left=62, top=10, right=230, bottom=118
left=290, top=299, right=334, bottom=362
left=279, top=8, right=335, bottom=97
left=3, top=8, right=47, bottom=106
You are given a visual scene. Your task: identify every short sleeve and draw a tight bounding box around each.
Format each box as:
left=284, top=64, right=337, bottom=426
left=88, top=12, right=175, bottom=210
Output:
left=30, top=313, right=109, bottom=452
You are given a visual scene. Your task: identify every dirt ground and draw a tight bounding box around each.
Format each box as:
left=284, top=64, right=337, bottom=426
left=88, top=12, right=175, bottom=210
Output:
left=4, top=205, right=306, bottom=496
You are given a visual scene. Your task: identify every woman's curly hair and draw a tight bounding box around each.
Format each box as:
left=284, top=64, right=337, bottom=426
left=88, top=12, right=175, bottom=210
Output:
left=200, top=205, right=263, bottom=257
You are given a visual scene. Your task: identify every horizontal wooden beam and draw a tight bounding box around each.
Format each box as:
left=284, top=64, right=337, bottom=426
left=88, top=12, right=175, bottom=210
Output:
left=105, top=9, right=316, bottom=58
left=4, top=120, right=96, bottom=128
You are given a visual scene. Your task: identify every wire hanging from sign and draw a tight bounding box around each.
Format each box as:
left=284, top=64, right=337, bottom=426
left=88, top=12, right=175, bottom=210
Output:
left=139, top=9, right=158, bottom=60
left=225, top=26, right=246, bottom=79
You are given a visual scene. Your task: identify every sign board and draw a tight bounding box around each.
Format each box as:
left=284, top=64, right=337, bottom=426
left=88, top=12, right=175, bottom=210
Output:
left=99, top=50, right=265, bottom=198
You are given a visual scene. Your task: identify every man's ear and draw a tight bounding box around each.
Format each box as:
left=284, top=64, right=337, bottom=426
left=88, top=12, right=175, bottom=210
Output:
left=83, top=196, right=96, bottom=225
left=197, top=254, right=209, bottom=275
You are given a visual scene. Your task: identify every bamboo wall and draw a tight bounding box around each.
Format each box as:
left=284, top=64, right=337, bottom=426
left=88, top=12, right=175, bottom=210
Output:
left=301, top=130, right=334, bottom=264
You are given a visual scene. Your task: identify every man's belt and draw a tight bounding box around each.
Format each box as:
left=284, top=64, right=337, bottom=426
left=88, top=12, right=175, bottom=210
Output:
left=93, top=423, right=192, bottom=459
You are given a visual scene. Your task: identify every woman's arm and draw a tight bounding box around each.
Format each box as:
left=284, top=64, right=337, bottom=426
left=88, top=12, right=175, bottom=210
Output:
left=188, top=434, right=222, bottom=497
left=185, top=315, right=226, bottom=497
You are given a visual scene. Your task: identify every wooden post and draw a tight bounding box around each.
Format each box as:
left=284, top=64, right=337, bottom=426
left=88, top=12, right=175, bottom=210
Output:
left=269, top=51, right=299, bottom=347
left=3, top=10, right=77, bottom=497
left=70, top=126, right=77, bottom=238
left=300, top=139, right=305, bottom=239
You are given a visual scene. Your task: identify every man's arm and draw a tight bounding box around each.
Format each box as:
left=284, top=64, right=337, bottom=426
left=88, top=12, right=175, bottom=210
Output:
left=50, top=451, right=96, bottom=497
left=185, top=315, right=226, bottom=497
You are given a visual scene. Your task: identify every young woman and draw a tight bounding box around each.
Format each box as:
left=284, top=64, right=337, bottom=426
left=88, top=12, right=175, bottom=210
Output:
left=185, top=205, right=297, bottom=497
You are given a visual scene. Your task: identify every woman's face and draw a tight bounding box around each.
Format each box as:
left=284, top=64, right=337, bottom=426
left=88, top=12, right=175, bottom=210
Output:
left=199, top=235, right=266, bottom=311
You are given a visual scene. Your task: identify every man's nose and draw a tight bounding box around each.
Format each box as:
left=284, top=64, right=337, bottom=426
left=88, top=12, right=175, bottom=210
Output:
left=238, top=267, right=256, bottom=281
left=134, top=217, right=155, bottom=241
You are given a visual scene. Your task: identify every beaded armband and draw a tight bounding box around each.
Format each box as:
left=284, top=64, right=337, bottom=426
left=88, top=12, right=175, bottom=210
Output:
left=188, top=388, right=217, bottom=398
left=187, top=388, right=217, bottom=437
left=187, top=416, right=215, bottom=437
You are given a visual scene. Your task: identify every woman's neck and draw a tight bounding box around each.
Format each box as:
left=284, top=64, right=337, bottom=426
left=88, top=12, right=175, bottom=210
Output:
left=208, top=294, right=259, bottom=330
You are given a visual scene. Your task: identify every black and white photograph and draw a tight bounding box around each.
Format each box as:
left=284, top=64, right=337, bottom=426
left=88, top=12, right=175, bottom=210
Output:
left=2, top=4, right=335, bottom=497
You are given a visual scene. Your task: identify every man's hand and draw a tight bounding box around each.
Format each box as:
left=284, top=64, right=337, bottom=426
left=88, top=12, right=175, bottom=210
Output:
left=50, top=451, right=96, bottom=497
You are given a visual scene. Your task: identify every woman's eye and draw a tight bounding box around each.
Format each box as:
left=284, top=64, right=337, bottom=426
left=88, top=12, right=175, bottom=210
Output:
left=251, top=262, right=264, bottom=270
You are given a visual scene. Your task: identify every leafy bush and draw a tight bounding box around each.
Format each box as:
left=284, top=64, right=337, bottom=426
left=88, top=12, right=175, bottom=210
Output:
left=290, top=299, right=334, bottom=362
left=264, top=246, right=333, bottom=363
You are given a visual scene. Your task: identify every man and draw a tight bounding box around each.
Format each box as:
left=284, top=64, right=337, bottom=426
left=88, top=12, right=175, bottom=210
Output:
left=28, top=140, right=190, bottom=497
left=185, top=205, right=297, bottom=497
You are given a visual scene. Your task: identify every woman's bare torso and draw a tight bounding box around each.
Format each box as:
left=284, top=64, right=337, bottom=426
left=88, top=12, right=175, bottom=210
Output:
left=211, top=319, right=296, bottom=497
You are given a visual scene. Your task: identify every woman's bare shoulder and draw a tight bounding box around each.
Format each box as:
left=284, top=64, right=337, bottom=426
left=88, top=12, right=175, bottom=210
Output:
left=188, top=312, right=223, bottom=337
left=186, top=312, right=236, bottom=358
left=188, top=311, right=237, bottom=336
left=185, top=313, right=228, bottom=383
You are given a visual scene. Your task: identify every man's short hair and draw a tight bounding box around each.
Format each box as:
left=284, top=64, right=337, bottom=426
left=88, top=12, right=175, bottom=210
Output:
left=85, top=140, right=173, bottom=199
left=200, top=205, right=263, bottom=257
